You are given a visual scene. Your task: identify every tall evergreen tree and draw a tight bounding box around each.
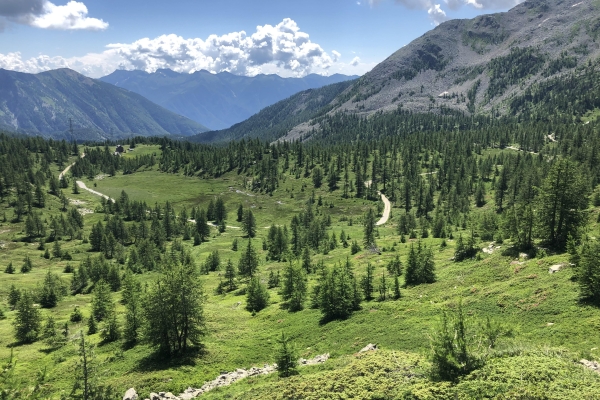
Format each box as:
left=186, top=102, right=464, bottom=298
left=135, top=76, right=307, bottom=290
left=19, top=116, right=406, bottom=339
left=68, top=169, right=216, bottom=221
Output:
left=535, top=159, right=590, bottom=250
left=13, top=291, right=41, bottom=343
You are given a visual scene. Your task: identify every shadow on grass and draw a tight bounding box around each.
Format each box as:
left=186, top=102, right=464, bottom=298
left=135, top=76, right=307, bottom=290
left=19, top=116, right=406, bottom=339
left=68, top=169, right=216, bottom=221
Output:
left=134, top=345, right=207, bottom=372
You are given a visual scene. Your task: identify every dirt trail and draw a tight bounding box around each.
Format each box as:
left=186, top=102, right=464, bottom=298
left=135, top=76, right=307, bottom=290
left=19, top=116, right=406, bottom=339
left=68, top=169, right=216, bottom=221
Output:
left=76, top=181, right=115, bottom=203
left=59, top=154, right=115, bottom=203
left=364, top=181, right=391, bottom=226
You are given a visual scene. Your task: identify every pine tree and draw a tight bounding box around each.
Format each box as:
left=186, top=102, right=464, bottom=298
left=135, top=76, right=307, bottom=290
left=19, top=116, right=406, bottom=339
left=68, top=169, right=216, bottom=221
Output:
left=8, top=284, right=21, bottom=310
left=215, top=197, right=227, bottom=223
left=224, top=260, right=237, bottom=292
left=275, top=332, right=298, bottom=378
left=237, top=204, right=244, bottom=222
left=360, top=263, right=375, bottom=301
left=378, top=272, right=388, bottom=301
left=122, top=271, right=142, bottom=345
left=281, top=262, right=307, bottom=312
left=39, top=270, right=62, bottom=308
left=387, top=255, right=403, bottom=276
left=578, top=240, right=600, bottom=303
left=301, top=246, right=312, bottom=273
left=91, top=280, right=111, bottom=321
left=21, top=255, right=33, bottom=273
left=42, top=315, right=58, bottom=347
left=13, top=291, right=41, bottom=343
left=404, top=243, right=419, bottom=286
left=242, top=209, right=257, bottom=238
left=238, top=240, right=259, bottom=277
left=363, top=208, right=377, bottom=248
left=393, top=274, right=401, bottom=300
left=246, top=276, right=269, bottom=313
left=143, top=256, right=206, bottom=355
left=87, top=315, right=97, bottom=335
left=100, top=306, right=121, bottom=343
left=535, top=159, right=590, bottom=250
left=5, top=262, right=14, bottom=274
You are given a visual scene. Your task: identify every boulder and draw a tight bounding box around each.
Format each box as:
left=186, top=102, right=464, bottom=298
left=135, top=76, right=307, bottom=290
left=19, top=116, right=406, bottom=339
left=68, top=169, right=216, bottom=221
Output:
left=549, top=264, right=564, bottom=274
left=360, top=343, right=378, bottom=352
left=123, top=388, right=138, bottom=400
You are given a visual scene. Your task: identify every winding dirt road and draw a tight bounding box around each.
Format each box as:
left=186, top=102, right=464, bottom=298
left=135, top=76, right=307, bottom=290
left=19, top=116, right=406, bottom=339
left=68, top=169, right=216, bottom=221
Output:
left=60, top=154, right=115, bottom=203
left=365, top=181, right=391, bottom=226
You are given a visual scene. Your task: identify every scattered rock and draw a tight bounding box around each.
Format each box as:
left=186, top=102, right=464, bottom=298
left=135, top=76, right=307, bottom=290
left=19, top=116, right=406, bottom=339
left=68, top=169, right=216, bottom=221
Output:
left=137, top=354, right=330, bottom=400
left=581, top=359, right=600, bottom=373
left=482, top=242, right=501, bottom=254
left=549, top=264, right=565, bottom=274
left=360, top=343, right=378, bottom=353
left=519, top=253, right=530, bottom=260
left=547, top=322, right=554, bottom=326
left=123, top=388, right=138, bottom=400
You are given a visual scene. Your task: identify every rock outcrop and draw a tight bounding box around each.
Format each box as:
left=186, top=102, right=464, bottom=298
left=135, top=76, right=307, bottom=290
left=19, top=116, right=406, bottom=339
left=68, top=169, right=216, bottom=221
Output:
left=131, top=354, right=330, bottom=400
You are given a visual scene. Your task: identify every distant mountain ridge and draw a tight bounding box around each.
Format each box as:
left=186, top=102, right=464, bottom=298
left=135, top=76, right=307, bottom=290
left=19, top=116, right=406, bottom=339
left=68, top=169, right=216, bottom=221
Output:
left=100, top=69, right=358, bottom=130
left=0, top=68, right=208, bottom=141
left=190, top=0, right=600, bottom=143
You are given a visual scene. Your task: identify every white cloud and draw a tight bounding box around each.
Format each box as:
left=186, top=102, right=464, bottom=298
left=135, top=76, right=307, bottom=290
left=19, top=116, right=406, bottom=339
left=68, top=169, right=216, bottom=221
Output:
left=0, top=19, right=368, bottom=78
left=369, top=0, right=524, bottom=24
left=351, top=56, right=361, bottom=66
left=428, top=4, right=447, bottom=25
left=0, top=0, right=107, bottom=31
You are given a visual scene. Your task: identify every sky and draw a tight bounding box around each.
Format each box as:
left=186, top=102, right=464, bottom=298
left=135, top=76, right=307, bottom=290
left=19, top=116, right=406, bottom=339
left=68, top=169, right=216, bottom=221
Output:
left=0, top=0, right=523, bottom=79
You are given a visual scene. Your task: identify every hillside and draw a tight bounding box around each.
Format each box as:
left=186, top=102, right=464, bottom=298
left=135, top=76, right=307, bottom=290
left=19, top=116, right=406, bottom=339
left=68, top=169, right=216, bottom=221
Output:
left=100, top=69, right=357, bottom=130
left=189, top=79, right=355, bottom=143
left=0, top=68, right=209, bottom=141
left=196, top=0, right=600, bottom=143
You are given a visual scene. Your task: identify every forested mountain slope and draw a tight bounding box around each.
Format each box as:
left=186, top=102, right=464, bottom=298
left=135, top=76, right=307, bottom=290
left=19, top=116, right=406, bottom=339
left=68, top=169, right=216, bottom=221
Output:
left=100, top=69, right=357, bottom=130
left=189, top=79, right=355, bottom=143
left=0, top=68, right=209, bottom=141
left=194, top=0, right=600, bottom=143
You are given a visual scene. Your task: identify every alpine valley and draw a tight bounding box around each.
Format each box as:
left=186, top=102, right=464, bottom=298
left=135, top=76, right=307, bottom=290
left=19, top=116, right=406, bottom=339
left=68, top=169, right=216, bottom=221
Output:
left=1, top=0, right=600, bottom=399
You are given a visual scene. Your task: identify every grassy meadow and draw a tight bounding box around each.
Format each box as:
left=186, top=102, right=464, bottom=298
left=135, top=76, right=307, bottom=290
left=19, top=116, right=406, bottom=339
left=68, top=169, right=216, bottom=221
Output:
left=1, top=144, right=600, bottom=398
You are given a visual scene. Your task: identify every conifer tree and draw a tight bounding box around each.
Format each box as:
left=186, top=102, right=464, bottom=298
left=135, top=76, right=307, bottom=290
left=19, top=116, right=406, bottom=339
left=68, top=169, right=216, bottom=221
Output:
left=224, top=260, right=237, bottom=292
left=535, top=159, right=589, bottom=250
left=122, top=271, right=142, bottom=344
left=246, top=276, right=269, bottom=313
left=87, top=315, right=97, bottom=335
left=91, top=280, right=111, bottom=321
left=8, top=284, right=21, bottom=310
left=363, top=208, right=377, bottom=248
left=143, top=255, right=206, bottom=355
left=13, top=291, right=41, bottom=343
left=378, top=272, right=388, bottom=301
left=276, top=332, right=298, bottom=378
left=5, top=262, right=14, bottom=274
left=238, top=240, right=259, bottom=277
left=578, top=241, right=600, bottom=303
left=242, top=209, right=257, bottom=238
left=393, top=274, right=401, bottom=300
left=281, top=262, right=307, bottom=312
left=360, top=263, right=375, bottom=301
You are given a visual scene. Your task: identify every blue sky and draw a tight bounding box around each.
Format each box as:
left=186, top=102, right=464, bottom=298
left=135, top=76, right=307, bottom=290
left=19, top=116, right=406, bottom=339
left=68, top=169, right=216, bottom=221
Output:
left=0, top=0, right=522, bottom=78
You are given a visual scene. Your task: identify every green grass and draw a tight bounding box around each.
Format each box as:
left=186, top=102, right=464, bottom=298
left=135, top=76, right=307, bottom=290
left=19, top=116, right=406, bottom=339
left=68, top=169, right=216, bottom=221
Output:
left=2, top=147, right=600, bottom=398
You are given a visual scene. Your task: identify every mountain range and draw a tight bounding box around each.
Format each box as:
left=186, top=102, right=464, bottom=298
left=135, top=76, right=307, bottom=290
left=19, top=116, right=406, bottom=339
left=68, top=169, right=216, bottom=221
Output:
left=192, top=0, right=600, bottom=143
left=0, top=68, right=209, bottom=141
left=99, top=70, right=358, bottom=130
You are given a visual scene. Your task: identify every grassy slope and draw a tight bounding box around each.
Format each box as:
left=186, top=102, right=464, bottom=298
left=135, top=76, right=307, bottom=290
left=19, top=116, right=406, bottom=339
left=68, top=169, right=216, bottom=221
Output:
left=1, top=145, right=600, bottom=398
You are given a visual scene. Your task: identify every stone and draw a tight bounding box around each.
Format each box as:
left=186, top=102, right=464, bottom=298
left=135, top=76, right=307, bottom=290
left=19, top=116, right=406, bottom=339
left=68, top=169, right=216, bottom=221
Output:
left=549, top=264, right=564, bottom=274
left=123, top=388, right=138, bottom=400
left=360, top=343, right=378, bottom=352
left=581, top=359, right=600, bottom=373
